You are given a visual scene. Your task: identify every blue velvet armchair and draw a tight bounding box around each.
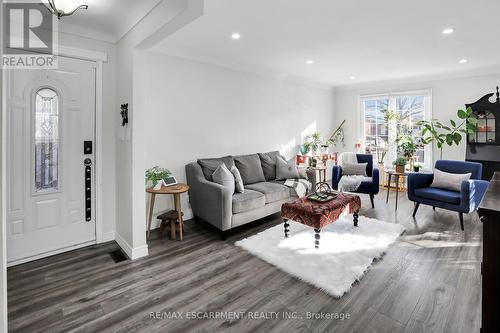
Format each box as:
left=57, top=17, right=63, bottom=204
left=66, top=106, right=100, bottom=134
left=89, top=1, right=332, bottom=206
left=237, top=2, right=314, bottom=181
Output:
left=332, top=154, right=379, bottom=208
left=407, top=160, right=489, bottom=230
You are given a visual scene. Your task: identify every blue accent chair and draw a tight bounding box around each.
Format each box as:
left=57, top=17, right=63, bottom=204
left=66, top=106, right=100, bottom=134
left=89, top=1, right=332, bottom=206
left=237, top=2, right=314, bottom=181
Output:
left=332, top=154, right=379, bottom=208
left=407, top=160, right=489, bottom=230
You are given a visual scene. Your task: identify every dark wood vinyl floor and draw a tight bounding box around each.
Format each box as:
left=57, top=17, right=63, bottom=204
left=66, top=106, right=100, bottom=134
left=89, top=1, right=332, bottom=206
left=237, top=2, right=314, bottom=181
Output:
left=8, top=190, right=482, bottom=333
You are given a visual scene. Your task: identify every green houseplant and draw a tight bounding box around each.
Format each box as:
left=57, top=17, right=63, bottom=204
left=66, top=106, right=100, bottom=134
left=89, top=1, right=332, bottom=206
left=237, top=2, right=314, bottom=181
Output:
left=145, top=166, right=171, bottom=189
left=417, top=107, right=478, bottom=159
left=396, top=135, right=418, bottom=160
left=393, top=157, right=407, bottom=174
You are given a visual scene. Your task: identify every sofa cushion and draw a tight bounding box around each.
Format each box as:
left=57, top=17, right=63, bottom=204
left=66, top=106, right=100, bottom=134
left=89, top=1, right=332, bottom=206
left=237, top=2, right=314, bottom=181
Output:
left=232, top=190, right=266, bottom=214
left=414, top=187, right=461, bottom=204
left=230, top=166, right=245, bottom=193
left=197, top=156, right=234, bottom=181
left=258, top=151, right=281, bottom=181
left=431, top=168, right=471, bottom=192
left=246, top=182, right=290, bottom=204
left=276, top=157, right=300, bottom=180
left=234, top=154, right=266, bottom=185
left=212, top=164, right=235, bottom=194
left=271, top=180, right=298, bottom=198
left=342, top=162, right=368, bottom=176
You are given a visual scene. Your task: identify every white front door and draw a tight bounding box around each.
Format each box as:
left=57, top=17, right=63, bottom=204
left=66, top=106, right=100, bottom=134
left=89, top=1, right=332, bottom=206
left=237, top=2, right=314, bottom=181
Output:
left=6, top=56, right=96, bottom=264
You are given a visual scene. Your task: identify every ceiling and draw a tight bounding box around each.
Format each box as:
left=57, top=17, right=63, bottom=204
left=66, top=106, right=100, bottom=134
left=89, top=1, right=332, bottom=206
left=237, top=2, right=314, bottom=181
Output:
left=55, top=0, right=161, bottom=42
left=152, top=0, right=500, bottom=87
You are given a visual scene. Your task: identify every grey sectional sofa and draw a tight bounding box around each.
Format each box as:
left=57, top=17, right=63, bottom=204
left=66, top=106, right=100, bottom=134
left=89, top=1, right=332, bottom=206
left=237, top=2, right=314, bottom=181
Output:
left=185, top=151, right=316, bottom=233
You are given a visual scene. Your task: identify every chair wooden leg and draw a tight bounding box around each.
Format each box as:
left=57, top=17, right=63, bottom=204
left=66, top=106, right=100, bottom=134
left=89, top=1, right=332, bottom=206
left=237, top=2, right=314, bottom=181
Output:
left=459, top=212, right=464, bottom=231
left=369, top=194, right=375, bottom=208
left=412, top=203, right=420, bottom=217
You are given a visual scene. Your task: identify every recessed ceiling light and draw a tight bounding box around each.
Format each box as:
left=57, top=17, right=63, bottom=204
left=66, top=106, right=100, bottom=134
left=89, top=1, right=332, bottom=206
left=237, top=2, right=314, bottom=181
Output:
left=459, top=59, right=468, bottom=64
left=306, top=60, right=314, bottom=64
left=349, top=76, right=356, bottom=80
left=442, top=27, right=455, bottom=35
left=231, top=33, right=241, bottom=40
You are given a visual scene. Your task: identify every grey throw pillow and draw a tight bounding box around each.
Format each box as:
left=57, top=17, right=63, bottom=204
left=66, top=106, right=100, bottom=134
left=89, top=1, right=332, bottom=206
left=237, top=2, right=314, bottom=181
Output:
left=431, top=168, right=471, bottom=192
left=234, top=154, right=266, bottom=185
left=197, top=156, right=234, bottom=181
left=212, top=164, right=235, bottom=194
left=342, top=162, right=367, bottom=176
left=298, top=167, right=308, bottom=180
left=258, top=151, right=281, bottom=181
left=231, top=166, right=245, bottom=193
left=276, top=157, right=300, bottom=180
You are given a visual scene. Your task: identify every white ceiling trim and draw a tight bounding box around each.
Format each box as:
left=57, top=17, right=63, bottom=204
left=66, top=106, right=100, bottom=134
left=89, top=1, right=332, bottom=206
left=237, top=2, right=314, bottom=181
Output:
left=58, top=22, right=117, bottom=43
left=335, top=65, right=500, bottom=92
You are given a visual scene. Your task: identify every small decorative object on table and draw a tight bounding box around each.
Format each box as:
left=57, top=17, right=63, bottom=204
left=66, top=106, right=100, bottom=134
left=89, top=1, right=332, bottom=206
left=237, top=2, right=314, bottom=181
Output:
left=145, top=166, right=172, bottom=190
left=307, top=182, right=338, bottom=202
left=393, top=157, right=407, bottom=174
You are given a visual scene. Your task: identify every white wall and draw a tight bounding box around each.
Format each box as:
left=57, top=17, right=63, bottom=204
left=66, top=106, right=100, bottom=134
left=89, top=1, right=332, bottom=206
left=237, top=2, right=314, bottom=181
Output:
left=114, top=0, right=203, bottom=259
left=335, top=73, right=500, bottom=163
left=58, top=33, right=117, bottom=241
left=142, top=52, right=336, bottom=221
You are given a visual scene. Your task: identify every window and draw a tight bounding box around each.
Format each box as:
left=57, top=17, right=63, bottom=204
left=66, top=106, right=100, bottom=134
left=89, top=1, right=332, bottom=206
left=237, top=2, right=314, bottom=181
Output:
left=34, top=88, right=59, bottom=193
left=361, top=91, right=432, bottom=168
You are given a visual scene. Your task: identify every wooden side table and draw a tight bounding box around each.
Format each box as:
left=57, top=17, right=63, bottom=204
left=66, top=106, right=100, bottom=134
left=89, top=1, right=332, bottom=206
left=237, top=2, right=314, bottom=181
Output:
left=385, top=170, right=408, bottom=211
left=146, top=183, right=189, bottom=240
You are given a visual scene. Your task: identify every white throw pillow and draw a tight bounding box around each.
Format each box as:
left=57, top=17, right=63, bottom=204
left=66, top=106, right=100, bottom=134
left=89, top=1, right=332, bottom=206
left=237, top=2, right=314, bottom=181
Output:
left=430, top=168, right=471, bottom=192
left=342, top=162, right=368, bottom=177
left=212, top=164, right=235, bottom=194
left=230, top=166, right=245, bottom=193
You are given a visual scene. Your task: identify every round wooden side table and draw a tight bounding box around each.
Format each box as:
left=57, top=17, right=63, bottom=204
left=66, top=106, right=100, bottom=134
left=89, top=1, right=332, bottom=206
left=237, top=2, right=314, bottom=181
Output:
left=146, top=183, right=189, bottom=240
left=385, top=170, right=408, bottom=211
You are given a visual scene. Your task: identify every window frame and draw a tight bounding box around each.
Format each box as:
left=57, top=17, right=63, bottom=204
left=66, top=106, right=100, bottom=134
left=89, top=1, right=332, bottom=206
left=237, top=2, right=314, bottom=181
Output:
left=359, top=89, right=433, bottom=169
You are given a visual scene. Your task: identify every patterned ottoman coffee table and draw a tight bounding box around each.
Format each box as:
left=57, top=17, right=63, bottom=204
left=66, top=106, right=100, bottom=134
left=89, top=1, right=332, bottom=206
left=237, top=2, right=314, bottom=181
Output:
left=281, top=191, right=362, bottom=249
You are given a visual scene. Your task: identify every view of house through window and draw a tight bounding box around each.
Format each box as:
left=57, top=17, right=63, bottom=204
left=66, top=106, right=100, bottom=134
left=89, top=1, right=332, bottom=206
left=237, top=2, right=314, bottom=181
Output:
left=362, top=91, right=431, bottom=168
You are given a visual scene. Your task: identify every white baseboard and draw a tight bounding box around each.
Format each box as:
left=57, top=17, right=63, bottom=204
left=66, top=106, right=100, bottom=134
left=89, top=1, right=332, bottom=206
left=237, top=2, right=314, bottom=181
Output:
left=114, top=232, right=148, bottom=260
left=101, top=231, right=115, bottom=243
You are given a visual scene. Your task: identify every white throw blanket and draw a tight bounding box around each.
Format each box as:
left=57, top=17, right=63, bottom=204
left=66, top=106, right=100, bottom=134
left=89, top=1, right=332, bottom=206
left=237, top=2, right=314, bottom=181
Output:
left=338, top=152, right=371, bottom=192
left=338, top=175, right=372, bottom=192
left=284, top=179, right=311, bottom=198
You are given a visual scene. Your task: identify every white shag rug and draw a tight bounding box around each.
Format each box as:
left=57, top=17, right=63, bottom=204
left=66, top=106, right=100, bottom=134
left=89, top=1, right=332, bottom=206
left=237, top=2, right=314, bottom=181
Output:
left=235, top=215, right=405, bottom=297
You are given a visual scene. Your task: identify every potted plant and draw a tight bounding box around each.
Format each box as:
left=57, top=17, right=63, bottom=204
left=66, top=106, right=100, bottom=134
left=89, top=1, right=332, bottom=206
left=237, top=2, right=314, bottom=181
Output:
left=417, top=107, right=478, bottom=159
left=396, top=135, right=420, bottom=170
left=393, top=157, right=407, bottom=174
left=413, top=162, right=422, bottom=172
left=145, top=166, right=171, bottom=190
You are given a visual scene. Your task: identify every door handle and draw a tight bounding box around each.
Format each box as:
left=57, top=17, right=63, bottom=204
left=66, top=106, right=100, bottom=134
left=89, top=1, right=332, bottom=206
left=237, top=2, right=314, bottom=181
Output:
left=84, top=158, right=92, bottom=221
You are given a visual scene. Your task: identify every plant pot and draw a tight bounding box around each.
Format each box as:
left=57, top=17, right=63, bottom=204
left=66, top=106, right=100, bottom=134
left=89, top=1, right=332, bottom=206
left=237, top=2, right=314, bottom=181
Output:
left=413, top=166, right=420, bottom=172
left=396, top=165, right=405, bottom=174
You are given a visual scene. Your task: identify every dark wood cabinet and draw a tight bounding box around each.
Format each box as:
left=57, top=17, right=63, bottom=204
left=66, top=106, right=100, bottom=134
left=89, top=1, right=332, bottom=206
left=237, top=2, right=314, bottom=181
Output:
left=478, top=172, right=500, bottom=332
left=466, top=87, right=500, bottom=180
